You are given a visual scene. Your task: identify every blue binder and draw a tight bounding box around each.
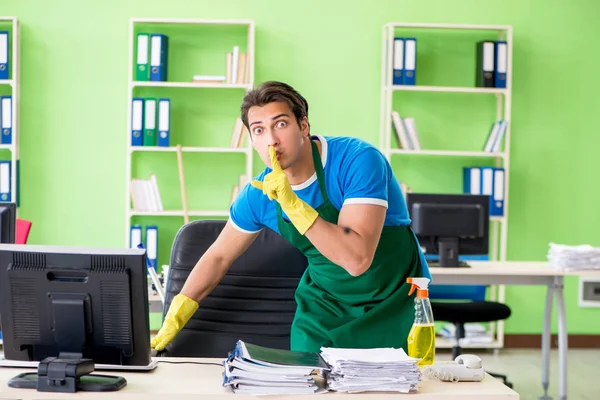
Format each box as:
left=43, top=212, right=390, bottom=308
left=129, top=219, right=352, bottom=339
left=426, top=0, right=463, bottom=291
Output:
left=146, top=225, right=158, bottom=270
left=129, top=224, right=142, bottom=248
left=494, top=41, right=507, bottom=88
left=491, top=168, right=505, bottom=216
left=463, top=167, right=481, bottom=195
left=402, top=38, right=417, bottom=85
left=0, top=31, right=8, bottom=80
left=157, top=98, right=170, bottom=147
left=150, top=34, right=169, bottom=82
left=1, top=96, right=11, bottom=144
left=131, top=98, right=144, bottom=146
left=392, top=38, right=404, bottom=85
left=0, top=160, right=10, bottom=202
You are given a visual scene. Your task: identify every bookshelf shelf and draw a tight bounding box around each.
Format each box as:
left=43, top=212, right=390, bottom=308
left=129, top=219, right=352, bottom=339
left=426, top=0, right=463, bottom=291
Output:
left=125, top=18, right=255, bottom=263
left=131, top=18, right=254, bottom=26
left=131, top=81, right=251, bottom=90
left=387, top=22, right=512, bottom=31
left=390, top=149, right=506, bottom=158
left=0, top=79, right=14, bottom=87
left=391, top=85, right=507, bottom=95
left=380, top=22, right=513, bottom=351
left=129, top=210, right=230, bottom=217
left=130, top=146, right=249, bottom=154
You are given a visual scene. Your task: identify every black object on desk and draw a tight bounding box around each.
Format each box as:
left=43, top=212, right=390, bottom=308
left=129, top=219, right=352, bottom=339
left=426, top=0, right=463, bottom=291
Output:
left=0, top=244, right=152, bottom=393
left=406, top=193, right=490, bottom=268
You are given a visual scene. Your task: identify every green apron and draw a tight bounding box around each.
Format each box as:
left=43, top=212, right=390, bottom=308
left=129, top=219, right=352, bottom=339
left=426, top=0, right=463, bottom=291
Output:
left=277, top=140, right=424, bottom=352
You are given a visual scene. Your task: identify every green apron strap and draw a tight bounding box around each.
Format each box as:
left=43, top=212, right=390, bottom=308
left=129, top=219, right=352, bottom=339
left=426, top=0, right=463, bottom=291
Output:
left=310, top=139, right=330, bottom=204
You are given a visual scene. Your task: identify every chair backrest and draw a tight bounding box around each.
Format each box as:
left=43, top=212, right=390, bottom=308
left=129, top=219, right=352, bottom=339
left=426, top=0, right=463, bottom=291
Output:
left=160, top=220, right=308, bottom=358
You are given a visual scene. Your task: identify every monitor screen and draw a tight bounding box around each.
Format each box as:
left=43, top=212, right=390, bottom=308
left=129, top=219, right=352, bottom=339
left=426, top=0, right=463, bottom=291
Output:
left=406, top=193, right=490, bottom=267
left=0, top=244, right=151, bottom=392
left=0, top=202, right=15, bottom=244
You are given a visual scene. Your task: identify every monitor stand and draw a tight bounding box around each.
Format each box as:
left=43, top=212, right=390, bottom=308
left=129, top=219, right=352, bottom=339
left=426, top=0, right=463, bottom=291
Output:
left=437, top=237, right=465, bottom=268
left=8, top=355, right=126, bottom=392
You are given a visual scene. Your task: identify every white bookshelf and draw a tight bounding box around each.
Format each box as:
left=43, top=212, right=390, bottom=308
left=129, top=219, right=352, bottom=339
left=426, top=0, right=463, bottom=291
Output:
left=125, top=18, right=255, bottom=248
left=379, top=22, right=513, bottom=351
left=0, top=18, right=19, bottom=213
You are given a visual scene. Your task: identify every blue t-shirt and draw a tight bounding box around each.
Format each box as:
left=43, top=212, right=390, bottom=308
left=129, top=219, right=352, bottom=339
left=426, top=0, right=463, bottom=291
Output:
left=230, top=135, right=431, bottom=279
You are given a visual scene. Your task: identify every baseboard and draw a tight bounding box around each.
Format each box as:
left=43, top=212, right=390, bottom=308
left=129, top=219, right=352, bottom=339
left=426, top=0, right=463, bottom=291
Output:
left=504, top=334, right=600, bottom=348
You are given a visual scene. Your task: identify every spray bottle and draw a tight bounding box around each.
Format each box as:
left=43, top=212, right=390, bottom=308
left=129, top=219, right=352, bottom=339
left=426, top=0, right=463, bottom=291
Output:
left=407, top=277, right=435, bottom=366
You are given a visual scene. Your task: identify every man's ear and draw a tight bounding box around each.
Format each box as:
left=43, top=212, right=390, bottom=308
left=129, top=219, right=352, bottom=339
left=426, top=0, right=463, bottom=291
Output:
left=300, top=116, right=310, bottom=136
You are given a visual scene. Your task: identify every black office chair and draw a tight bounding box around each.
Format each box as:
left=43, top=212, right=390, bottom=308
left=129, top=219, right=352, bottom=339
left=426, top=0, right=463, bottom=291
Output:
left=431, top=300, right=513, bottom=388
left=158, top=220, right=308, bottom=358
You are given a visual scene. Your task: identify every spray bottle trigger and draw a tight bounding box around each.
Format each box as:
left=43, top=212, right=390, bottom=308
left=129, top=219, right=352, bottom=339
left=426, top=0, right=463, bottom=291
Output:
left=408, top=284, right=416, bottom=296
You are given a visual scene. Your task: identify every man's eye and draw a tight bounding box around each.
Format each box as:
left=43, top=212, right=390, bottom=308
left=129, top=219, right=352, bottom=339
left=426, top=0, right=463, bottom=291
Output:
left=276, top=121, right=287, bottom=128
left=253, top=127, right=263, bottom=135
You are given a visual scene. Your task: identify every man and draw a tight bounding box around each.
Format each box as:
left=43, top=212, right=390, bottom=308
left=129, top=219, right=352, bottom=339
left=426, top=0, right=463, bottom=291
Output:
left=151, top=81, right=431, bottom=353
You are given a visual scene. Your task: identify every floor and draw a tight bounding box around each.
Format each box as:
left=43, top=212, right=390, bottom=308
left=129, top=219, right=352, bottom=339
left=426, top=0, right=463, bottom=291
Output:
left=436, top=348, right=600, bottom=400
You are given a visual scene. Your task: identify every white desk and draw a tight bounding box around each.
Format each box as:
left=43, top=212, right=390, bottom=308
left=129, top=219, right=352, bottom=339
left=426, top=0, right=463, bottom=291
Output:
left=430, top=261, right=600, bottom=400
left=0, top=357, right=519, bottom=399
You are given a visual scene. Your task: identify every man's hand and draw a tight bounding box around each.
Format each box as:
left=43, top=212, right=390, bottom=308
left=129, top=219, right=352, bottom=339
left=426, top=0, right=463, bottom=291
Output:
left=251, top=147, right=318, bottom=234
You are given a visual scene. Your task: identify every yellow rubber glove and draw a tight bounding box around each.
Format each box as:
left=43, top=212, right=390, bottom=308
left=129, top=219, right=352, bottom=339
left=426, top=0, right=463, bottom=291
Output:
left=251, top=146, right=318, bottom=235
left=150, top=293, right=199, bottom=351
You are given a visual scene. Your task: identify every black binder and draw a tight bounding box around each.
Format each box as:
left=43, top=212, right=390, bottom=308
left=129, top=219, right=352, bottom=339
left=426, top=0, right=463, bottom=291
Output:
left=476, top=40, right=495, bottom=87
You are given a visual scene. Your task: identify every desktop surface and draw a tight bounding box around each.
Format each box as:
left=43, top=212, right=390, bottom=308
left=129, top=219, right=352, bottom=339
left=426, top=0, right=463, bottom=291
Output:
left=0, top=357, right=518, bottom=399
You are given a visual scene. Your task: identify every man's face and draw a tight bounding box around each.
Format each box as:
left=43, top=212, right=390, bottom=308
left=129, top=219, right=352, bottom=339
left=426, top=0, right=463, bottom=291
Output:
left=247, top=101, right=309, bottom=170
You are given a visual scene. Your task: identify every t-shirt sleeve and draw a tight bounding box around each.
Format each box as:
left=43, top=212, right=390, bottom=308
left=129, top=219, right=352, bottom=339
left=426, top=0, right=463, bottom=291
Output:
left=340, top=146, right=389, bottom=208
left=229, top=183, right=264, bottom=233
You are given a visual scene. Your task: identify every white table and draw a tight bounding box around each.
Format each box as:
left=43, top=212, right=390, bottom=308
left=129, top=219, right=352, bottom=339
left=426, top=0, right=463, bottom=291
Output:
left=0, top=357, right=519, bottom=399
left=430, top=261, right=599, bottom=400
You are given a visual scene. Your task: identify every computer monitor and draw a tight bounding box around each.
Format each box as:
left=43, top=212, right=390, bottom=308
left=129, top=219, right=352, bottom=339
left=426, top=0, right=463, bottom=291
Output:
left=0, top=244, right=151, bottom=393
left=0, top=202, right=15, bottom=243
left=406, top=193, right=489, bottom=268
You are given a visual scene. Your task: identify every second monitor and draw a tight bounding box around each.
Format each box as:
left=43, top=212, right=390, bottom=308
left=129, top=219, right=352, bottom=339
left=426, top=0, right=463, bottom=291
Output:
left=406, top=193, right=490, bottom=268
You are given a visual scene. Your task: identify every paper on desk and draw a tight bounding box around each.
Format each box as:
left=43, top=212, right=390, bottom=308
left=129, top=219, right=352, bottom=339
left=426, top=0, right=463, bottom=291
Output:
left=320, top=347, right=415, bottom=363
left=547, top=242, right=600, bottom=271
left=319, top=347, right=421, bottom=394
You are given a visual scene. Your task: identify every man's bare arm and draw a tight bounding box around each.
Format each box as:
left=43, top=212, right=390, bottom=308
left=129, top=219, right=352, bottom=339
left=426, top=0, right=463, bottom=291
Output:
left=304, top=204, right=386, bottom=277
left=180, top=220, right=260, bottom=302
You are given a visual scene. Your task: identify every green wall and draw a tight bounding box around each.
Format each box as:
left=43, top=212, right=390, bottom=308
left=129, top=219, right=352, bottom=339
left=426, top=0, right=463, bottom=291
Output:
left=2, top=0, right=599, bottom=335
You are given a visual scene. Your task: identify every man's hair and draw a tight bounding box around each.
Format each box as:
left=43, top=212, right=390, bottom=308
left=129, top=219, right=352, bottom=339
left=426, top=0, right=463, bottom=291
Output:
left=240, top=81, right=310, bottom=131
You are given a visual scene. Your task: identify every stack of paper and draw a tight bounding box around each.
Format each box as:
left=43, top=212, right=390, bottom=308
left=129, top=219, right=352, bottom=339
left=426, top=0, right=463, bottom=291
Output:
left=320, top=347, right=422, bottom=393
left=222, top=340, right=328, bottom=395
left=547, top=242, right=600, bottom=271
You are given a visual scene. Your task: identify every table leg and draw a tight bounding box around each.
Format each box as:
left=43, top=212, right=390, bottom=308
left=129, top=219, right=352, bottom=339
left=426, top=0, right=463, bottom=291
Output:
left=555, top=277, right=568, bottom=400
left=540, top=285, right=554, bottom=400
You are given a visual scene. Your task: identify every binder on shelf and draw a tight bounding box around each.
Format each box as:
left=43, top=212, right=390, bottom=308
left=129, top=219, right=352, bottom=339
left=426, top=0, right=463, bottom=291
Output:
left=130, top=224, right=142, bottom=248
left=463, top=167, right=481, bottom=195
left=0, top=160, right=10, bottom=202
left=0, top=32, right=8, bottom=80
left=476, top=40, right=495, bottom=87
left=157, top=98, right=170, bottom=147
left=392, top=38, right=404, bottom=85
left=463, top=167, right=504, bottom=217
left=150, top=34, right=169, bottom=82
left=131, top=97, right=144, bottom=146
left=480, top=167, right=494, bottom=210
left=146, top=225, right=158, bottom=270
left=143, top=98, right=157, bottom=146
left=494, top=41, right=507, bottom=88
left=1, top=96, right=11, bottom=144
left=491, top=168, right=505, bottom=216
left=402, top=38, right=417, bottom=85
left=135, top=33, right=150, bottom=81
